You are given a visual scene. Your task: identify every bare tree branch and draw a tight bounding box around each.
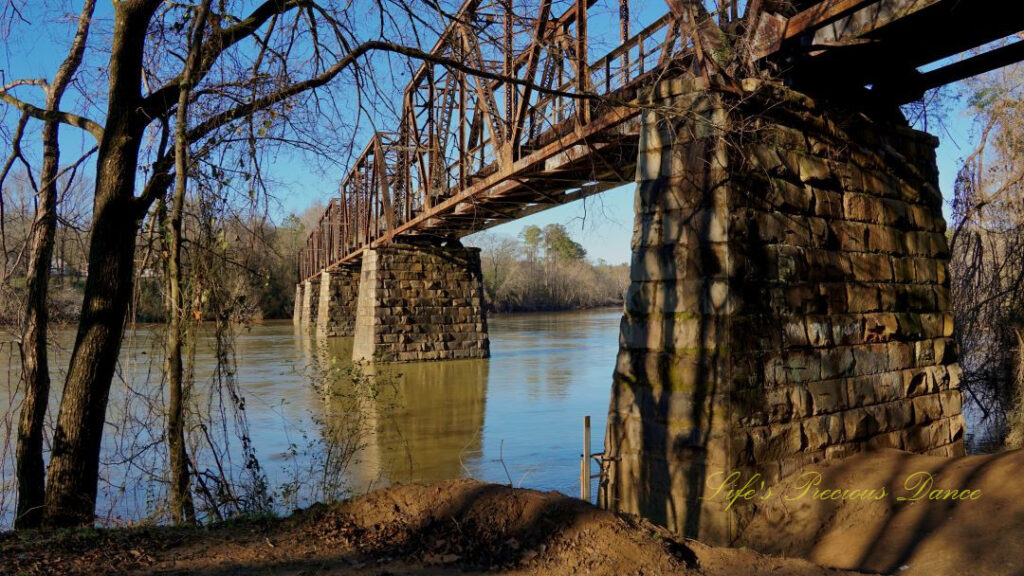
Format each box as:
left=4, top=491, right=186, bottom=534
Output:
left=0, top=91, right=103, bottom=141
left=142, top=0, right=308, bottom=120
left=0, top=109, right=28, bottom=281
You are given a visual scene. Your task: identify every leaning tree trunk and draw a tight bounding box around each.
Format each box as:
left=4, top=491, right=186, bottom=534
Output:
left=42, top=146, right=146, bottom=526
left=16, top=118, right=59, bottom=529
left=43, top=142, right=146, bottom=526
left=15, top=0, right=96, bottom=529
left=43, top=1, right=155, bottom=527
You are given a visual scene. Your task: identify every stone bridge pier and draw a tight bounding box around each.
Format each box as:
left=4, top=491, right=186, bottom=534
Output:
left=298, top=276, right=320, bottom=329
left=352, top=244, right=489, bottom=362
left=603, top=77, right=966, bottom=545
left=316, top=265, right=360, bottom=338
left=294, top=243, right=490, bottom=363
left=293, top=283, right=304, bottom=327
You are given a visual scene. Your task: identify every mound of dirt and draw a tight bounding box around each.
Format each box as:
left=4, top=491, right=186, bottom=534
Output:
left=0, top=479, right=855, bottom=576
left=308, top=479, right=690, bottom=574
left=738, top=448, right=1024, bottom=576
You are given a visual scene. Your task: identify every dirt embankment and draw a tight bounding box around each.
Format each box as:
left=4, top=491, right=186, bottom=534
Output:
left=1, top=479, right=852, bottom=576
left=4, top=449, right=1022, bottom=575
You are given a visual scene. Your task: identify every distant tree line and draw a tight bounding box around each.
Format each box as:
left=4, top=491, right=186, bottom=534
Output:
left=468, top=224, right=629, bottom=313
left=1, top=185, right=314, bottom=325
left=0, top=175, right=92, bottom=325
left=2, top=208, right=629, bottom=323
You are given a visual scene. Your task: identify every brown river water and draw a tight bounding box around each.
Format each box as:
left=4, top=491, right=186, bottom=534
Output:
left=0, top=308, right=620, bottom=527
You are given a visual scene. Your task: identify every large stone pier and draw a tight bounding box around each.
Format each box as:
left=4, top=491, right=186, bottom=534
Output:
left=603, top=77, right=965, bottom=544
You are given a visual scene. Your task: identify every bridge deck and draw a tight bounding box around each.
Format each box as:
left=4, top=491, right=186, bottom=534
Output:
left=299, top=0, right=1024, bottom=282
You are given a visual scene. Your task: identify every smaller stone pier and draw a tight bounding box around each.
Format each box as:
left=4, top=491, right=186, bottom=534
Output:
left=301, top=276, right=321, bottom=331
left=293, top=283, right=304, bottom=326
left=316, top=266, right=360, bottom=337
left=352, top=243, right=489, bottom=362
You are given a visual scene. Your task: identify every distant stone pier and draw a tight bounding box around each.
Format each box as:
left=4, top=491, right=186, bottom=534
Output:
left=317, top=266, right=360, bottom=338
left=602, top=77, right=965, bottom=545
left=293, top=283, right=303, bottom=327
left=296, top=242, right=489, bottom=364
left=300, top=276, right=320, bottom=329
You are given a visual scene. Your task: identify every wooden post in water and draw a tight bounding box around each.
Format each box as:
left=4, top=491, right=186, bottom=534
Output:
left=581, top=415, right=591, bottom=502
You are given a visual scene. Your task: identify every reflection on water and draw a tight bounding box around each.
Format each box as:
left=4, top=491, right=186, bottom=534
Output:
left=0, top=308, right=621, bottom=525
left=297, top=309, right=620, bottom=496
left=315, top=335, right=489, bottom=491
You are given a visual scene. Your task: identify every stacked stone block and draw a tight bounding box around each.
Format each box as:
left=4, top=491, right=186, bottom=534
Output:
left=352, top=244, right=489, bottom=362
left=301, top=277, right=320, bottom=331
left=293, top=283, right=304, bottom=326
left=316, top=266, right=360, bottom=337
left=604, top=76, right=965, bottom=545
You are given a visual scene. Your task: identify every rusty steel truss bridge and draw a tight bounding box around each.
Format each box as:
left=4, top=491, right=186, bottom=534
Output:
left=298, top=0, right=1024, bottom=282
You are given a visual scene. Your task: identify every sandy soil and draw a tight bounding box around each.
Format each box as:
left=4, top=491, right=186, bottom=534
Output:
left=738, top=448, right=1024, bottom=576
left=0, top=479, right=855, bottom=576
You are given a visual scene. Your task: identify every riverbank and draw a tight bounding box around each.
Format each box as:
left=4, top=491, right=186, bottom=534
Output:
left=0, top=479, right=855, bottom=576
left=4, top=448, right=1022, bottom=575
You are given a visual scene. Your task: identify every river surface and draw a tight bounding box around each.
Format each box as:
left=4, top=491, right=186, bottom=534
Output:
left=0, top=308, right=619, bottom=526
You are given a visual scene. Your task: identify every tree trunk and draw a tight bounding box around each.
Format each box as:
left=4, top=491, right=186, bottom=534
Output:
left=165, top=188, right=194, bottom=522
left=43, top=1, right=156, bottom=527
left=165, top=0, right=209, bottom=525
left=43, top=154, right=145, bottom=526
left=15, top=0, right=96, bottom=529
left=16, top=119, right=58, bottom=529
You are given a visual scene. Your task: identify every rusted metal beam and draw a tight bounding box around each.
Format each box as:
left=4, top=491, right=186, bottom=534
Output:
left=786, top=0, right=878, bottom=41
left=750, top=0, right=924, bottom=60
left=459, top=22, right=506, bottom=161
left=576, top=0, right=590, bottom=122
left=508, top=0, right=553, bottom=156
left=810, top=0, right=944, bottom=47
